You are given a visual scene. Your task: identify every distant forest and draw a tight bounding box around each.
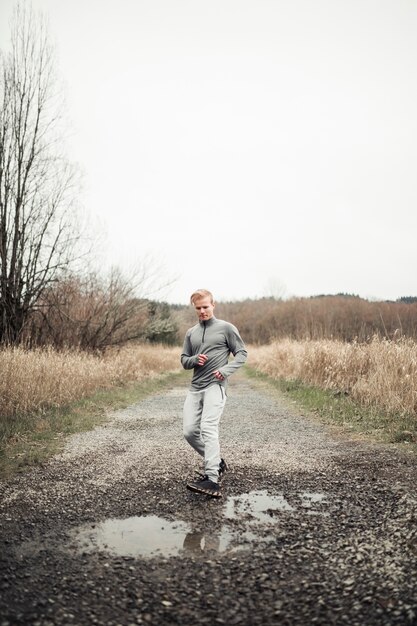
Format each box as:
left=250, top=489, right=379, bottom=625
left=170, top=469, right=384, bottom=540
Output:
left=3, top=291, right=417, bottom=350
left=172, top=295, right=417, bottom=345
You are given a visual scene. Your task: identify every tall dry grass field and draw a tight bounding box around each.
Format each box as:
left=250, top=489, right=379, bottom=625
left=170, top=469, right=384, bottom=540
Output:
left=248, top=337, right=417, bottom=417
left=0, top=344, right=180, bottom=422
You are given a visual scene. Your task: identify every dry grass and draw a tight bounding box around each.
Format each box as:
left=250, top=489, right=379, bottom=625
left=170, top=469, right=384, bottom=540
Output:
left=0, top=344, right=180, bottom=421
left=248, top=337, right=417, bottom=418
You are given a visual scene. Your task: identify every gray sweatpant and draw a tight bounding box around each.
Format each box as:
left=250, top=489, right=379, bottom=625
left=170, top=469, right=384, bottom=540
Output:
left=183, top=383, right=227, bottom=483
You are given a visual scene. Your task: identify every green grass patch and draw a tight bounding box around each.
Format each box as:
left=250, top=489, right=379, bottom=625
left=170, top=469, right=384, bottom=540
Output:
left=0, top=370, right=188, bottom=479
left=245, top=367, right=416, bottom=452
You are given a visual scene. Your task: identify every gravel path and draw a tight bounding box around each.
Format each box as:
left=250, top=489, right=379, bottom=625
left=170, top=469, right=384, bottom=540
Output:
left=0, top=372, right=416, bottom=626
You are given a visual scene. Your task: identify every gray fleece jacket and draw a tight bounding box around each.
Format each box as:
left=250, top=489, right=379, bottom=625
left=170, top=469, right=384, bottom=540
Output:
left=181, top=316, right=247, bottom=390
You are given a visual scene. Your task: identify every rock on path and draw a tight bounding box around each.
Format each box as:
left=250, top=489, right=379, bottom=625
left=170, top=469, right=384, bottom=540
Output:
left=0, top=372, right=416, bottom=625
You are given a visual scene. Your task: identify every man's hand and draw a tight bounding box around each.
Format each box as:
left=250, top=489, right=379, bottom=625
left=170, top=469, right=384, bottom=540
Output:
left=197, top=353, right=208, bottom=366
left=213, top=370, right=225, bottom=381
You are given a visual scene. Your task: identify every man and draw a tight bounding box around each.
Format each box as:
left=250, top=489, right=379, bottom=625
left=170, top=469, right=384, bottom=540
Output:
left=181, top=289, right=247, bottom=498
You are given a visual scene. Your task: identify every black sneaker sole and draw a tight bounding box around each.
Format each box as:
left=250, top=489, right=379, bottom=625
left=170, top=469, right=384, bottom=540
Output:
left=186, top=483, right=222, bottom=498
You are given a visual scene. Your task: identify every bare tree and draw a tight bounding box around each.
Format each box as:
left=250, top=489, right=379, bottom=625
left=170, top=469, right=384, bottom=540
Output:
left=24, top=259, right=179, bottom=351
left=23, top=268, right=177, bottom=352
left=0, top=3, right=79, bottom=344
left=26, top=270, right=150, bottom=351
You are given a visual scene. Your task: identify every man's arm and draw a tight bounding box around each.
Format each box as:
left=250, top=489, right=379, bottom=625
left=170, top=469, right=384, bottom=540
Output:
left=216, top=324, right=247, bottom=379
left=180, top=331, right=199, bottom=370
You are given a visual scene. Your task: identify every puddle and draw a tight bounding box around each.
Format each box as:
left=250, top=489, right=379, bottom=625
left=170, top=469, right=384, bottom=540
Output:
left=69, top=490, right=328, bottom=558
left=71, top=515, right=249, bottom=558
left=181, top=528, right=254, bottom=555
left=225, top=490, right=295, bottom=522
left=74, top=515, right=192, bottom=558
left=15, top=490, right=329, bottom=560
left=225, top=490, right=328, bottom=523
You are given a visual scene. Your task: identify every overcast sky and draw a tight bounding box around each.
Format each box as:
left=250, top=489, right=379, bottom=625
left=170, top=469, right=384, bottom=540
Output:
left=1, top=0, right=416, bottom=304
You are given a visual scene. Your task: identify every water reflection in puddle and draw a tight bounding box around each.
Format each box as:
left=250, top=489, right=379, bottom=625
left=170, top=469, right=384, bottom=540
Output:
left=72, top=516, right=249, bottom=558
left=74, top=515, right=191, bottom=558
left=69, top=490, right=328, bottom=558
left=225, top=490, right=294, bottom=522
left=225, top=490, right=328, bottom=523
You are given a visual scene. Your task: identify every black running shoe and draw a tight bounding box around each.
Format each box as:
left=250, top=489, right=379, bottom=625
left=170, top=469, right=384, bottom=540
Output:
left=186, top=476, right=222, bottom=498
left=218, top=458, right=228, bottom=481
left=194, top=458, right=228, bottom=482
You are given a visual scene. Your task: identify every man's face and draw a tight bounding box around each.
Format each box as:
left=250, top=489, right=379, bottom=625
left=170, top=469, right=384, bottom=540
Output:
left=193, top=296, right=215, bottom=322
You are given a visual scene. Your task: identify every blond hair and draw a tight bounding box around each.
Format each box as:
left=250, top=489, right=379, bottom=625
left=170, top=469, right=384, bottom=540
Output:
left=190, top=289, right=214, bottom=305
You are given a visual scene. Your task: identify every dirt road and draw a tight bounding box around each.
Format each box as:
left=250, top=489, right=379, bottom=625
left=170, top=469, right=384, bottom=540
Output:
left=0, top=372, right=416, bottom=625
